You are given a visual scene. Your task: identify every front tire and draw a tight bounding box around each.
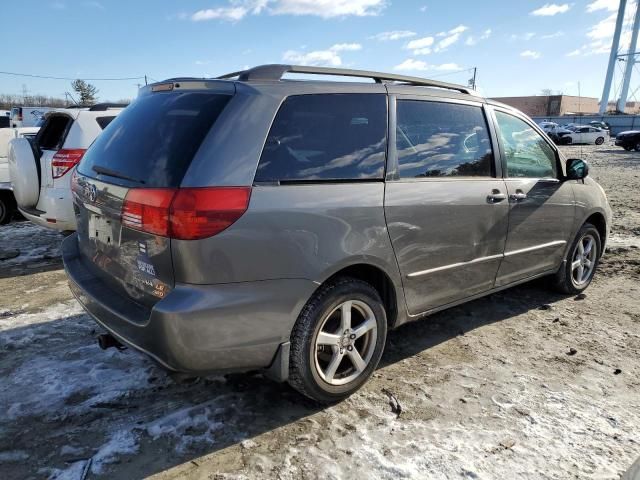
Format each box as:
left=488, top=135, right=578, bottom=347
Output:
left=551, top=223, right=601, bottom=294
left=624, top=145, right=633, bottom=151
left=595, top=136, right=605, bottom=145
left=288, top=277, right=387, bottom=403
left=635, top=143, right=640, bottom=152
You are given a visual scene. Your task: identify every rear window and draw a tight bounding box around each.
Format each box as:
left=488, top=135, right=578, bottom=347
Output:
left=95, top=116, right=116, bottom=130
left=78, top=92, right=231, bottom=187
left=38, top=114, right=73, bottom=150
left=255, top=94, right=387, bottom=183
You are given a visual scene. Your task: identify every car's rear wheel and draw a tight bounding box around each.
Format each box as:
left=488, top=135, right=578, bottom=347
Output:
left=564, top=136, right=573, bottom=145
left=595, top=136, right=605, bottom=145
left=288, top=277, right=387, bottom=403
left=551, top=223, right=601, bottom=294
left=624, top=145, right=633, bottom=151
left=0, top=193, right=15, bottom=225
left=635, top=143, right=640, bottom=152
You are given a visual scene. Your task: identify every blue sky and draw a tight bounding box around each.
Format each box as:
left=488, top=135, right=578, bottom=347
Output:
left=0, top=0, right=632, bottom=102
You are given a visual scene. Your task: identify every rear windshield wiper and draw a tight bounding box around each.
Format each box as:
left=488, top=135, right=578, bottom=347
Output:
left=92, top=165, right=145, bottom=184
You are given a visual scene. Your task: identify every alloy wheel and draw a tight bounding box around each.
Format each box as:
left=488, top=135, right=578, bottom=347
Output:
left=571, top=234, right=597, bottom=287
left=314, top=300, right=378, bottom=386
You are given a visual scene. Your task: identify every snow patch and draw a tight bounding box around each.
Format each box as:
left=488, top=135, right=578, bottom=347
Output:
left=91, top=430, right=139, bottom=474
left=146, top=401, right=225, bottom=454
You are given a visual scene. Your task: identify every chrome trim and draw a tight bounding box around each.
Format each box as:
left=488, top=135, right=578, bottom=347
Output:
left=504, top=240, right=566, bottom=257
left=407, top=253, right=503, bottom=278
left=407, top=240, right=567, bottom=278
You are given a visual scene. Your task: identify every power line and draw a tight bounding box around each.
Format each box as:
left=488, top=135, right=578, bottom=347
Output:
left=0, top=70, right=146, bottom=81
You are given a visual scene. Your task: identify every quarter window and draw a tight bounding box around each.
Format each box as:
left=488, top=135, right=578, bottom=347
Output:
left=255, top=94, right=387, bottom=183
left=494, top=111, right=557, bottom=178
left=395, top=100, right=494, bottom=178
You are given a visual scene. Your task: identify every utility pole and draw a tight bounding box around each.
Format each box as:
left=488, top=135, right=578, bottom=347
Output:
left=21, top=84, right=29, bottom=104
left=144, top=75, right=148, bottom=86
left=578, top=81, right=581, bottom=114
left=600, top=0, right=627, bottom=114
left=468, top=67, right=477, bottom=90
left=618, top=0, right=640, bottom=113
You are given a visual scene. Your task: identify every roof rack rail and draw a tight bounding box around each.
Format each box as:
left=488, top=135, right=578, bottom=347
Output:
left=89, top=103, right=128, bottom=111
left=217, top=64, right=476, bottom=95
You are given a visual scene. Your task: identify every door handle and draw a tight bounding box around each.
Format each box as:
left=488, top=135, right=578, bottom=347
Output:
left=510, top=191, right=527, bottom=201
left=487, top=190, right=507, bottom=203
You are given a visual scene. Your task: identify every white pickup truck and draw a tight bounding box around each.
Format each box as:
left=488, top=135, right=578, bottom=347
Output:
left=0, top=127, right=39, bottom=223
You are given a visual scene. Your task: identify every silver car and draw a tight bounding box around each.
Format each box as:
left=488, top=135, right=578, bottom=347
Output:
left=63, top=65, right=612, bottom=403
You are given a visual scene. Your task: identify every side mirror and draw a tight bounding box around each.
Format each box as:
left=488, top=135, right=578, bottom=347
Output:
left=566, top=158, right=589, bottom=180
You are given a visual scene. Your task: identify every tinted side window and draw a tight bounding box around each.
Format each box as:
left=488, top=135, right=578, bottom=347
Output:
left=95, top=116, right=116, bottom=130
left=494, top=111, right=557, bottom=179
left=255, top=94, right=387, bottom=182
left=396, top=101, right=494, bottom=178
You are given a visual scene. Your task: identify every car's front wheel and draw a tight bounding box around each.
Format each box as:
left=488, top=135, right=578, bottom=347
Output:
left=595, top=136, right=605, bottom=145
left=288, top=277, right=387, bottom=403
left=624, top=145, right=633, bottom=151
left=552, top=223, right=601, bottom=294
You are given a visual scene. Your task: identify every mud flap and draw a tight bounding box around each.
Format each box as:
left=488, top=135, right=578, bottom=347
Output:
left=264, top=341, right=290, bottom=383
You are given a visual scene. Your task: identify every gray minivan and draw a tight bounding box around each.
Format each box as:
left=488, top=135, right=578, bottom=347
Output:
left=63, top=65, right=612, bottom=403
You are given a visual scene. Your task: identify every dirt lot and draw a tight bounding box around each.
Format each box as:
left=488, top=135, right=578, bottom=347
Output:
left=0, top=144, right=639, bottom=480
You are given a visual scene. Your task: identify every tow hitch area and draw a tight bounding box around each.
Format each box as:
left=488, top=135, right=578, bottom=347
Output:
left=97, top=333, right=126, bottom=351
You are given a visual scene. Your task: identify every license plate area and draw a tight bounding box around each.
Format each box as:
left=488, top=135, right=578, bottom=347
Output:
left=88, top=214, right=120, bottom=247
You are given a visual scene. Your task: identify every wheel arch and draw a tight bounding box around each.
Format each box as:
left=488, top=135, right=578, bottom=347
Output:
left=584, top=211, right=607, bottom=256
left=320, top=262, right=401, bottom=330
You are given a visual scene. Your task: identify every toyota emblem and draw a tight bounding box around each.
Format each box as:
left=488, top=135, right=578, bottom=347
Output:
left=86, top=183, right=97, bottom=203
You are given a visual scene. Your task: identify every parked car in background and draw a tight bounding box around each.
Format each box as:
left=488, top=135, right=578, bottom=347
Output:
left=556, top=125, right=608, bottom=145
left=539, top=121, right=559, bottom=134
left=9, top=106, right=53, bottom=128
left=590, top=121, right=610, bottom=131
left=63, top=65, right=611, bottom=403
left=8, top=104, right=125, bottom=231
left=615, top=130, right=640, bottom=151
left=0, top=127, right=39, bottom=224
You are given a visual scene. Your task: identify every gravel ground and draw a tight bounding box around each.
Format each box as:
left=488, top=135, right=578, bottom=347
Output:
left=0, top=144, right=638, bottom=480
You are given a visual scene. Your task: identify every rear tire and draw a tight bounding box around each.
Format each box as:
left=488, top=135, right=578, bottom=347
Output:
left=288, top=277, right=387, bottom=403
left=551, top=223, right=601, bottom=295
left=595, top=137, right=605, bottom=145
left=0, top=193, right=15, bottom=225
left=635, top=143, right=640, bottom=152
left=564, top=137, right=573, bottom=145
left=624, top=146, right=633, bottom=151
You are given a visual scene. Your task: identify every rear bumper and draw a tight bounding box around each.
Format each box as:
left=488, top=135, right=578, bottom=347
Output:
left=62, top=234, right=316, bottom=374
left=19, top=185, right=76, bottom=231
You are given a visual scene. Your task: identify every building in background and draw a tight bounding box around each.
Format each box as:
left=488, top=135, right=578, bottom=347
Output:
left=606, top=100, right=640, bottom=114
left=490, top=95, right=600, bottom=116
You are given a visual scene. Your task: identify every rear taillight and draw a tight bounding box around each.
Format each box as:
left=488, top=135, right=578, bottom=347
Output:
left=122, top=189, right=175, bottom=237
left=52, top=149, right=86, bottom=179
left=122, top=187, right=251, bottom=240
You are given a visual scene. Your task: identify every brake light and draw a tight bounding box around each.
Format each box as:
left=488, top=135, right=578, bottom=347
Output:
left=52, top=149, right=86, bottom=179
left=122, top=187, right=251, bottom=240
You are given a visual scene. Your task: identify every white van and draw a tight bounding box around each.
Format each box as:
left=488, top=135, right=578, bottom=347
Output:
left=10, top=106, right=53, bottom=128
